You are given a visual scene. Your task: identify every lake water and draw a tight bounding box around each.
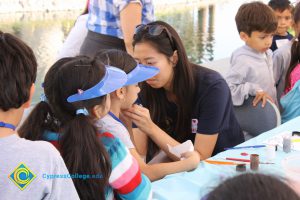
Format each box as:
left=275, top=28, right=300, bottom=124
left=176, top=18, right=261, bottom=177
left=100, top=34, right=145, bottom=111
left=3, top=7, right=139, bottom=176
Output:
left=0, top=0, right=268, bottom=104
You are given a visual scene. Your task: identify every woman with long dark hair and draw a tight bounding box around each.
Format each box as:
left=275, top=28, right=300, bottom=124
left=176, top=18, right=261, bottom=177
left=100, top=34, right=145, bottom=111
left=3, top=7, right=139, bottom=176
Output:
left=124, top=21, right=244, bottom=162
left=96, top=49, right=200, bottom=181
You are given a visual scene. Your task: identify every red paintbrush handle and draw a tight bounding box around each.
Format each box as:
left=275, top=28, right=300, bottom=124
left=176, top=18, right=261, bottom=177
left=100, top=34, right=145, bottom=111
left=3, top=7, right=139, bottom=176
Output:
left=226, top=157, right=250, bottom=162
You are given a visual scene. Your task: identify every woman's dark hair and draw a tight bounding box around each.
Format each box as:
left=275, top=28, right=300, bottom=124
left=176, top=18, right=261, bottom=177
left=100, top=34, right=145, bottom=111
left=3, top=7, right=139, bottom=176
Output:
left=133, top=21, right=195, bottom=161
left=0, top=31, right=37, bottom=111
left=284, top=2, right=300, bottom=92
left=95, top=49, right=137, bottom=73
left=19, top=56, right=111, bottom=200
left=207, top=173, right=300, bottom=200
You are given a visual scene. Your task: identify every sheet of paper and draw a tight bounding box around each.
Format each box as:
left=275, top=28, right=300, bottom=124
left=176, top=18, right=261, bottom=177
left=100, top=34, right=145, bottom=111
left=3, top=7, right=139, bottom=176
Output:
left=167, top=140, right=194, bottom=159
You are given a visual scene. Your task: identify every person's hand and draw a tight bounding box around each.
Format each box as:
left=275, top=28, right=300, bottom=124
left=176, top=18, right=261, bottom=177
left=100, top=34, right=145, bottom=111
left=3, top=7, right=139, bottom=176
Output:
left=252, top=90, right=274, bottom=107
left=180, top=151, right=200, bottom=169
left=123, top=104, right=155, bottom=135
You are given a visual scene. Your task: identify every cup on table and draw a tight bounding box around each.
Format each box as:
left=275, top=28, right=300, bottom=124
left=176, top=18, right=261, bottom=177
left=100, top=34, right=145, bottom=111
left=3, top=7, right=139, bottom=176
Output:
left=282, top=155, right=300, bottom=196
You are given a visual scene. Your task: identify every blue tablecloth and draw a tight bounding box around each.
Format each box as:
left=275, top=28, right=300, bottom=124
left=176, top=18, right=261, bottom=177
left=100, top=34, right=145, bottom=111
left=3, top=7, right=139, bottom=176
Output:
left=151, top=116, right=300, bottom=200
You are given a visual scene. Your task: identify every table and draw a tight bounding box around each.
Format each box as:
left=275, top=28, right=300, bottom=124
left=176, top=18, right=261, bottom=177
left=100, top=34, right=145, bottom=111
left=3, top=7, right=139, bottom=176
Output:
left=151, top=116, right=300, bottom=200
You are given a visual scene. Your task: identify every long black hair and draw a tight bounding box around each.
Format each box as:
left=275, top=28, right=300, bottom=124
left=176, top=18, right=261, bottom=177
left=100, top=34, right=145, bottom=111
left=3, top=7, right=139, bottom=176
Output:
left=284, top=2, right=300, bottom=92
left=133, top=21, right=196, bottom=161
left=19, top=56, right=111, bottom=200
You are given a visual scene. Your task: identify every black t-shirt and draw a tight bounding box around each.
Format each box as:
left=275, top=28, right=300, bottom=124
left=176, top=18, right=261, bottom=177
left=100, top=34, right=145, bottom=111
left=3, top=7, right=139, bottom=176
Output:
left=138, top=66, right=244, bottom=156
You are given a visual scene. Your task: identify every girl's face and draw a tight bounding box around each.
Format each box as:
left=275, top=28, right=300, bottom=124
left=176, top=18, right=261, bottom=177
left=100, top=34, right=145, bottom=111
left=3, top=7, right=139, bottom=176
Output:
left=133, top=42, right=174, bottom=91
left=121, top=84, right=141, bottom=109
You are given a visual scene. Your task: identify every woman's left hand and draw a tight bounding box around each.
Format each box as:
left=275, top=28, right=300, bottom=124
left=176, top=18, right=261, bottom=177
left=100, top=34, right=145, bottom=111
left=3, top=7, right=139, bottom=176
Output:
left=123, top=104, right=155, bottom=135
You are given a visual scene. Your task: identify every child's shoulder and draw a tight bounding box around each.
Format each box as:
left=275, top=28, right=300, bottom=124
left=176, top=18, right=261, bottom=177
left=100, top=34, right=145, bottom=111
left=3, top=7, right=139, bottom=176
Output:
left=22, top=137, right=61, bottom=156
left=231, top=45, right=270, bottom=63
left=15, top=136, right=63, bottom=165
left=231, top=46, right=256, bottom=63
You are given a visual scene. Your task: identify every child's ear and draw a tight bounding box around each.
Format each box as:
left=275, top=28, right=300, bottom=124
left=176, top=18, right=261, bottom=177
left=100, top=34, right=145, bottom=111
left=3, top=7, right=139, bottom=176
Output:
left=23, top=83, right=35, bottom=108
left=92, top=105, right=105, bottom=119
left=115, top=87, right=126, bottom=100
left=239, top=32, right=249, bottom=42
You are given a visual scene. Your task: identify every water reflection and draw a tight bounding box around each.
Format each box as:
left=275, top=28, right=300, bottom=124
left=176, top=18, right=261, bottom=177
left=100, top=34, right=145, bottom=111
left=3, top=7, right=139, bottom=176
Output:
left=0, top=11, right=79, bottom=103
left=0, top=3, right=238, bottom=104
left=157, top=5, right=215, bottom=63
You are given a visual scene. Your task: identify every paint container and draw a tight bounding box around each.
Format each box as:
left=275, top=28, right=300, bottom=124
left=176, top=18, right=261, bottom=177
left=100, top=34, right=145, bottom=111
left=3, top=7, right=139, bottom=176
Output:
left=250, top=154, right=259, bottom=171
left=265, top=144, right=275, bottom=161
left=283, top=136, right=292, bottom=153
left=236, top=164, right=246, bottom=172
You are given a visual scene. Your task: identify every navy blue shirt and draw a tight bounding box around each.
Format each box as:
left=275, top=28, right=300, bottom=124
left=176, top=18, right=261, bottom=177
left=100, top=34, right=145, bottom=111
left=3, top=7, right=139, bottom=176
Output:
left=270, top=32, right=293, bottom=52
left=138, top=66, right=244, bottom=156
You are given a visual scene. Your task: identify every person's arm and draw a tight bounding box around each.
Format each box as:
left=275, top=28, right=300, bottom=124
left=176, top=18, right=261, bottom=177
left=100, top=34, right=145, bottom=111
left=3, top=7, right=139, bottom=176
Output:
left=111, top=113, right=200, bottom=181
left=131, top=127, right=148, bottom=155
left=57, top=14, right=88, bottom=59
left=120, top=2, right=142, bottom=55
left=225, top=58, right=262, bottom=106
left=193, top=133, right=218, bottom=160
left=130, top=148, right=200, bottom=181
left=125, top=106, right=183, bottom=161
left=109, top=138, right=152, bottom=200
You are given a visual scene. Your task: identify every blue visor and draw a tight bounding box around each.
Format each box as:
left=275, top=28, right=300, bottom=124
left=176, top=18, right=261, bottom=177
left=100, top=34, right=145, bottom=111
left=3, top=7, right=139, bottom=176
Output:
left=67, top=66, right=127, bottom=103
left=124, top=64, right=159, bottom=86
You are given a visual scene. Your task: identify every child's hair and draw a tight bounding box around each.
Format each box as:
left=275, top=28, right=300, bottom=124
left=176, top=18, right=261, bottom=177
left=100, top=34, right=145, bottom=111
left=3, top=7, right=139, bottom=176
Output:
left=0, top=31, right=37, bottom=111
left=95, top=49, right=137, bottom=73
left=19, top=56, right=111, bottom=200
left=284, top=2, right=300, bottom=91
left=235, top=1, right=277, bottom=36
left=268, top=0, right=292, bottom=13
left=132, top=20, right=196, bottom=162
left=207, top=173, right=300, bottom=200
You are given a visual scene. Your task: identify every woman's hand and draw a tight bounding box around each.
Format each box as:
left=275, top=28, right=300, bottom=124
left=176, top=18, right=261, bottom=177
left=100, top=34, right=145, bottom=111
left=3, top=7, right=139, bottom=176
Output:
left=123, top=104, right=155, bottom=135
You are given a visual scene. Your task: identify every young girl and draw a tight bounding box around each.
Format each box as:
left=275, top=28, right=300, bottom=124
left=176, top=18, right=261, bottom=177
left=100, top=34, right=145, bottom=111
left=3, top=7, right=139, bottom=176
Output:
left=19, top=56, right=152, bottom=200
left=124, top=21, right=244, bottom=162
left=280, top=2, right=300, bottom=123
left=95, top=49, right=200, bottom=181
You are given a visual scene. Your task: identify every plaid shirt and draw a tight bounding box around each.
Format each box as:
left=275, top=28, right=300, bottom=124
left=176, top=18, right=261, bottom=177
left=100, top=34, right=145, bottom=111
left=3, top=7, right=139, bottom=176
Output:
left=87, top=0, right=154, bottom=39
